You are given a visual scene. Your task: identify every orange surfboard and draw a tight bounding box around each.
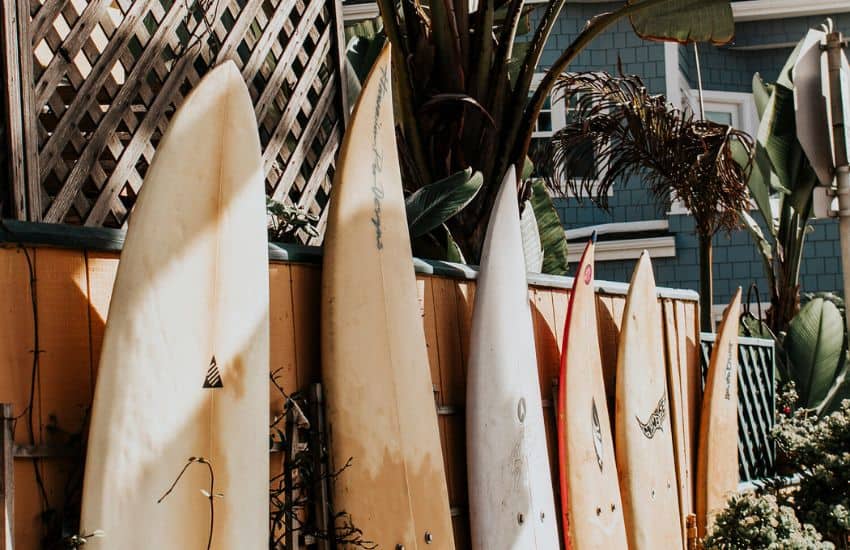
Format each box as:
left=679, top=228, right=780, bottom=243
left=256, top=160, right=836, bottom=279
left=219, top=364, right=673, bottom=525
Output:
left=558, top=235, right=628, bottom=550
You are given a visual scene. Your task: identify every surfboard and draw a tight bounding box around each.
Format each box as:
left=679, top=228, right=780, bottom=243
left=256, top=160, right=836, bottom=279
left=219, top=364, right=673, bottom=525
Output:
left=466, top=168, right=559, bottom=550
left=558, top=236, right=627, bottom=550
left=696, top=288, right=742, bottom=537
left=80, top=61, right=269, bottom=549
left=615, top=252, right=683, bottom=550
left=662, top=299, right=693, bottom=543
left=320, top=45, right=454, bottom=549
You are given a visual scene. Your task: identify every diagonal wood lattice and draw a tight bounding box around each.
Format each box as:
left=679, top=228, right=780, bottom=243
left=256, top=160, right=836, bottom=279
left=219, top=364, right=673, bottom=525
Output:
left=1, top=0, right=348, bottom=244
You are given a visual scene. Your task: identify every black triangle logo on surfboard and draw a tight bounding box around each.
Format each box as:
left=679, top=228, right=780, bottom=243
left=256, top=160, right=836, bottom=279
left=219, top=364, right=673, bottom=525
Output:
left=203, top=356, right=223, bottom=388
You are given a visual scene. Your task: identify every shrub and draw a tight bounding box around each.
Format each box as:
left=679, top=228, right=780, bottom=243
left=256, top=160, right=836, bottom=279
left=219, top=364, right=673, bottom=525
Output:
left=773, top=398, right=850, bottom=547
left=703, top=492, right=830, bottom=550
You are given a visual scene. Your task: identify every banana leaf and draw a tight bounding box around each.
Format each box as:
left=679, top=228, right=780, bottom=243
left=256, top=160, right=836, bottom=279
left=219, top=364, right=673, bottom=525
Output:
left=520, top=199, right=544, bottom=273
left=406, top=169, right=484, bottom=238
left=528, top=179, right=568, bottom=275
left=784, top=298, right=847, bottom=409
left=752, top=73, right=773, bottom=120
left=628, top=0, right=734, bottom=45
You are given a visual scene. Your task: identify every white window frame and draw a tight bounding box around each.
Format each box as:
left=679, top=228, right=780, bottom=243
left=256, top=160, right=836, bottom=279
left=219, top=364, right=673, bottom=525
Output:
left=529, top=73, right=612, bottom=199
left=565, top=220, right=676, bottom=262
left=669, top=86, right=759, bottom=214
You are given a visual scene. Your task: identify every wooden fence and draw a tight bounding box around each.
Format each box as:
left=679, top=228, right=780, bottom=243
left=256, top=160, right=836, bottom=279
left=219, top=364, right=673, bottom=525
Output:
left=0, top=0, right=347, bottom=241
left=0, top=225, right=701, bottom=549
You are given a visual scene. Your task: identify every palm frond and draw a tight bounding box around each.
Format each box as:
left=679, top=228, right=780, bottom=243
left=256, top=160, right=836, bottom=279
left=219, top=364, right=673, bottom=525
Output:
left=545, top=71, right=753, bottom=237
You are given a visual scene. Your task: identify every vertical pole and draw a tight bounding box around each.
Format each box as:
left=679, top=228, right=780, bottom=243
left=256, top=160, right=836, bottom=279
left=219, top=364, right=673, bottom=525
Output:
left=1, top=403, right=15, bottom=550
left=693, top=43, right=705, bottom=119
left=309, top=384, right=330, bottom=550
left=826, top=32, right=850, bottom=336
left=284, top=406, right=295, bottom=550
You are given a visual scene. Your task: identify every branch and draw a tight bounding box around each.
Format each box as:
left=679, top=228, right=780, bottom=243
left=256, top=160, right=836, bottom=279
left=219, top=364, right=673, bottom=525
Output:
left=508, top=0, right=675, bottom=170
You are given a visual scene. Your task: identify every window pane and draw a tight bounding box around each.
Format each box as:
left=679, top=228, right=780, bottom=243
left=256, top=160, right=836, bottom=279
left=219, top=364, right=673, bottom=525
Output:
left=529, top=138, right=552, bottom=178
left=537, top=112, right=552, bottom=133
left=566, top=139, right=597, bottom=180
left=706, top=110, right=733, bottom=126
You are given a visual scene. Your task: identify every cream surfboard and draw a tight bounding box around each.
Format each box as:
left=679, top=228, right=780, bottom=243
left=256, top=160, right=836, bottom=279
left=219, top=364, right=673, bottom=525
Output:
left=615, top=253, right=683, bottom=550
left=558, top=236, right=627, bottom=550
left=80, top=61, right=269, bottom=549
left=466, top=168, right=559, bottom=550
left=320, top=45, right=454, bottom=549
left=696, top=288, right=742, bottom=537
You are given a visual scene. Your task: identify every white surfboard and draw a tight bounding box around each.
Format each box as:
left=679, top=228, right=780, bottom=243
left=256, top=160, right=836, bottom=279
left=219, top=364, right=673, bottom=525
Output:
left=466, top=168, right=559, bottom=550
left=80, top=61, right=269, bottom=549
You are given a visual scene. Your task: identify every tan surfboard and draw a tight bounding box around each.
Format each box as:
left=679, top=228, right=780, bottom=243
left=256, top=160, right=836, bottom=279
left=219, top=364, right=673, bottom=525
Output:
left=80, top=62, right=269, bottom=548
left=696, top=288, right=742, bottom=537
left=558, top=236, right=628, bottom=550
left=320, top=45, right=455, bottom=549
left=662, top=299, right=694, bottom=543
left=615, top=253, right=684, bottom=550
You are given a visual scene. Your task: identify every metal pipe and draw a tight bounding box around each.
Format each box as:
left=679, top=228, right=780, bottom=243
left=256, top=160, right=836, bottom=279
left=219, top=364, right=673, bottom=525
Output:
left=826, top=32, right=850, bottom=334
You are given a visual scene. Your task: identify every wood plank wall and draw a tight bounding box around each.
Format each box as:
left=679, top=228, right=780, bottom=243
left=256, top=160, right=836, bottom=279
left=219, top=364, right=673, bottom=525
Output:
left=0, top=246, right=700, bottom=549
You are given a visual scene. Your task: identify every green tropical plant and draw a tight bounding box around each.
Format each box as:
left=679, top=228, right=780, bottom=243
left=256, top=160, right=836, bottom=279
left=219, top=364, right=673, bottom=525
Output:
left=267, top=199, right=320, bottom=243
left=344, top=18, right=386, bottom=107
left=545, top=71, right=753, bottom=331
left=367, top=0, right=734, bottom=267
left=739, top=38, right=821, bottom=336
left=738, top=29, right=850, bottom=413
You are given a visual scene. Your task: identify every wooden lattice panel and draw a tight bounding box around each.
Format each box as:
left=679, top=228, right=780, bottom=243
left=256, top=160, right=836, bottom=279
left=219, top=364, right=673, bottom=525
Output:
left=3, top=0, right=347, bottom=244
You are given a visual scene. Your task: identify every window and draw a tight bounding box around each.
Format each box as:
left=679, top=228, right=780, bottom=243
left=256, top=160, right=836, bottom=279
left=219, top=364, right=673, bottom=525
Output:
left=688, top=90, right=758, bottom=136
left=670, top=89, right=759, bottom=214
left=529, top=74, right=609, bottom=197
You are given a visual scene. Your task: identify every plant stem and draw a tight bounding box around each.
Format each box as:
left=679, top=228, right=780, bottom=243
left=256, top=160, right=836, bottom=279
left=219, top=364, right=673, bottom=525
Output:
left=375, top=0, right=432, bottom=186
left=699, top=233, right=715, bottom=333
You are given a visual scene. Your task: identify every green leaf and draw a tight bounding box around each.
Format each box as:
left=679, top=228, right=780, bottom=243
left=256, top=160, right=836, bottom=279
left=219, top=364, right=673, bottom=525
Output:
left=528, top=179, right=568, bottom=275
left=521, top=156, right=534, bottom=180
left=445, top=227, right=465, bottom=263
left=740, top=210, right=773, bottom=266
left=744, top=145, right=779, bottom=235
left=520, top=200, right=543, bottom=273
left=785, top=298, right=846, bottom=409
left=752, top=73, right=772, bottom=120
left=411, top=224, right=465, bottom=263
left=406, top=169, right=483, bottom=238
left=628, top=0, right=734, bottom=45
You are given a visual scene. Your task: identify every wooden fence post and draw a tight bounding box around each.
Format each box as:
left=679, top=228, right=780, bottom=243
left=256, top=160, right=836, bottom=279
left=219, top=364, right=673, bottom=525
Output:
left=0, top=1, right=28, bottom=219
left=1, top=403, right=14, bottom=550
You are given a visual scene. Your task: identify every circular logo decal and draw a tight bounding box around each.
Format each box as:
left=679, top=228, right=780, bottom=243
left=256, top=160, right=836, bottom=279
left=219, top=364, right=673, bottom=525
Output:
left=583, top=265, right=593, bottom=284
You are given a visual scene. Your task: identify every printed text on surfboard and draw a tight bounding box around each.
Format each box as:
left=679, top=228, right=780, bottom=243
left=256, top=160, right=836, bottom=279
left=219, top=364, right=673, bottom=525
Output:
left=370, top=66, right=390, bottom=250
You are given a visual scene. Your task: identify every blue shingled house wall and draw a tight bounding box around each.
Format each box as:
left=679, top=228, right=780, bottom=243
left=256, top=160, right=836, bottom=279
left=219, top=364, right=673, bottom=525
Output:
left=528, top=3, right=850, bottom=315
